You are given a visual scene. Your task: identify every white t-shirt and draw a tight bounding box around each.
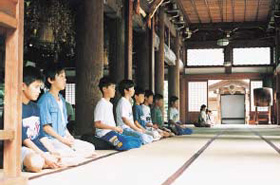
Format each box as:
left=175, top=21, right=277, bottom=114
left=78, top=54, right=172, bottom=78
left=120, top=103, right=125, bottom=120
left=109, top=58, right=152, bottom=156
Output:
left=142, top=104, right=152, bottom=123
left=116, top=97, right=134, bottom=129
left=169, top=107, right=179, bottom=122
left=94, top=98, right=116, bottom=138
left=57, top=99, right=66, bottom=126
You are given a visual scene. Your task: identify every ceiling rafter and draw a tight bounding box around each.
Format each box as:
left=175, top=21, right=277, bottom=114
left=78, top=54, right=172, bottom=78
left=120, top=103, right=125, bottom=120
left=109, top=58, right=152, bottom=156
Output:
left=190, top=0, right=201, bottom=23
left=255, top=0, right=261, bottom=21
left=244, top=0, right=247, bottom=22
left=218, top=0, right=223, bottom=22
left=174, top=0, right=191, bottom=26
left=231, top=0, right=235, bottom=22
left=204, top=0, right=213, bottom=23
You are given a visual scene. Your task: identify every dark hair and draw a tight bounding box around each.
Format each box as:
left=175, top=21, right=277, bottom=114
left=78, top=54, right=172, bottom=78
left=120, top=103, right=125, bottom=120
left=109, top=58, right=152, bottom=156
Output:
left=134, top=86, right=145, bottom=96
left=98, top=77, right=115, bottom=93
left=206, top=109, right=211, bottom=113
left=44, top=63, right=65, bottom=88
left=23, top=66, right=44, bottom=86
left=169, top=96, right=179, bottom=105
left=200, top=104, right=207, bottom=111
left=118, top=79, right=135, bottom=96
left=154, top=94, right=163, bottom=101
left=144, top=90, right=154, bottom=98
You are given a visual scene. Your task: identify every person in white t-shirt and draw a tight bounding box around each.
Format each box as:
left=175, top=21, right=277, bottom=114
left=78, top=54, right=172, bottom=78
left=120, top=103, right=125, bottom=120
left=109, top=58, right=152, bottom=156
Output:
left=116, top=79, right=153, bottom=145
left=94, top=77, right=141, bottom=150
left=168, top=96, right=193, bottom=135
left=142, top=90, right=171, bottom=138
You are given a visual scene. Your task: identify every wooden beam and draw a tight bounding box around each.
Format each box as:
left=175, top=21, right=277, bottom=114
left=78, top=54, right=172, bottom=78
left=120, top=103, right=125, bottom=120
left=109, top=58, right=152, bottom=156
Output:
left=231, top=0, right=235, bottom=22
left=255, top=0, right=261, bottom=21
left=0, top=130, right=14, bottom=140
left=174, top=0, right=191, bottom=26
left=189, top=22, right=266, bottom=31
left=204, top=0, right=213, bottom=23
left=164, top=13, right=176, bottom=37
left=185, top=73, right=265, bottom=81
left=0, top=176, right=28, bottom=185
left=148, top=0, right=164, bottom=19
left=0, top=11, right=17, bottom=29
left=190, top=0, right=201, bottom=23
left=244, top=0, right=247, bottom=22
left=218, top=0, right=223, bottom=22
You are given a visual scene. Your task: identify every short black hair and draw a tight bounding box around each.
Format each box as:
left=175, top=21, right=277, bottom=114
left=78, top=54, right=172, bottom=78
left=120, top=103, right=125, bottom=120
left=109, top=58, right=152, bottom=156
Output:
left=98, top=77, right=115, bottom=93
left=144, top=90, right=154, bottom=98
left=23, top=66, right=44, bottom=86
left=169, top=96, right=179, bottom=105
left=200, top=104, right=207, bottom=111
left=44, top=63, right=65, bottom=88
left=154, top=94, right=163, bottom=101
left=118, top=79, right=135, bottom=96
left=134, top=87, right=145, bottom=96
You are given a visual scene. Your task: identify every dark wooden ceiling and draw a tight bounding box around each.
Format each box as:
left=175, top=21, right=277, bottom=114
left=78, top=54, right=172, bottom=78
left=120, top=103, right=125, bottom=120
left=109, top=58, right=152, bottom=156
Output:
left=181, top=0, right=272, bottom=24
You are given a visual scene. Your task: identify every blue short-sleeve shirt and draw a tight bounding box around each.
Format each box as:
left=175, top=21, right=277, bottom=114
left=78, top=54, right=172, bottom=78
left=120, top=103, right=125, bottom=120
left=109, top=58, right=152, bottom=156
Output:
left=133, top=104, right=146, bottom=128
left=38, top=92, right=68, bottom=139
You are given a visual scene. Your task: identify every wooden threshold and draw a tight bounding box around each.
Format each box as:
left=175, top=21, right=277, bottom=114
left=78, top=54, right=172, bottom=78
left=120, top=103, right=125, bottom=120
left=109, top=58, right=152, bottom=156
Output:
left=0, top=176, right=28, bottom=185
left=0, top=11, right=17, bottom=29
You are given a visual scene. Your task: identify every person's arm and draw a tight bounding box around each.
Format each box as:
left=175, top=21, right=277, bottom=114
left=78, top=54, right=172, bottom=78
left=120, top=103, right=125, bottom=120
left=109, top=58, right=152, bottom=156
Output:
left=23, top=139, right=60, bottom=168
left=95, top=121, right=123, bottom=133
left=43, top=125, right=73, bottom=147
left=122, top=117, right=143, bottom=132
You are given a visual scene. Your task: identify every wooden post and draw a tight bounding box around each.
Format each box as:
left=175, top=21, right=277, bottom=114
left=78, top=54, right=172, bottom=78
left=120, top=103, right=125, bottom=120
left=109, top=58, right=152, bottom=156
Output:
left=155, top=7, right=164, bottom=95
left=180, top=76, right=186, bottom=123
left=168, top=32, right=180, bottom=99
left=125, top=0, right=133, bottom=79
left=109, top=17, right=125, bottom=84
left=75, top=0, right=103, bottom=135
left=3, top=0, right=24, bottom=180
left=149, top=17, right=155, bottom=92
left=275, top=28, right=280, bottom=125
left=224, top=46, right=232, bottom=74
left=135, top=30, right=150, bottom=89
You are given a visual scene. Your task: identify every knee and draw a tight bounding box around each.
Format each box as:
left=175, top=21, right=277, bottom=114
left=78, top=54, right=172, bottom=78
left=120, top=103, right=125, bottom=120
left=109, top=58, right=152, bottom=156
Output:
left=24, top=153, right=45, bottom=173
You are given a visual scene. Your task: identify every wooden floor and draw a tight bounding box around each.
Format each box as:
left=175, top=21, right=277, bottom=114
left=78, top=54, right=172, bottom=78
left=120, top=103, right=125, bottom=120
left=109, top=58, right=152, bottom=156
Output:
left=6, top=125, right=280, bottom=185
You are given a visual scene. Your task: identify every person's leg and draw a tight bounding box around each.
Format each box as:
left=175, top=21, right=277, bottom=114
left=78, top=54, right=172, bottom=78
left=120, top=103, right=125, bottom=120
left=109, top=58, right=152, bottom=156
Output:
left=123, top=128, right=153, bottom=145
left=72, top=139, right=96, bottom=158
left=175, top=125, right=193, bottom=135
left=21, top=147, right=44, bottom=172
left=102, top=131, right=141, bottom=150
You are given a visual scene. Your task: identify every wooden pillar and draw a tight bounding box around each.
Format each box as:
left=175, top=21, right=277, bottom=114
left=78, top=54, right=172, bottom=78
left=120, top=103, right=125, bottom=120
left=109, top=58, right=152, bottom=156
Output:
left=125, top=0, right=133, bottom=79
left=155, top=7, right=164, bottom=95
left=275, top=28, right=280, bottom=125
left=135, top=31, right=150, bottom=89
left=76, top=0, right=103, bottom=135
left=180, top=44, right=186, bottom=123
left=168, top=32, right=180, bottom=99
left=224, top=46, right=232, bottom=74
left=3, top=0, right=24, bottom=179
left=109, top=17, right=125, bottom=84
left=180, top=76, right=186, bottom=123
left=149, top=17, right=155, bottom=92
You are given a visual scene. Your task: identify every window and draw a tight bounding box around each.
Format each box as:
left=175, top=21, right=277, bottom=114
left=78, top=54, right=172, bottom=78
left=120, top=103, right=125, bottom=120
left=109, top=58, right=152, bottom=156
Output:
left=250, top=81, right=268, bottom=112
left=233, top=47, right=271, bottom=65
left=65, top=83, right=75, bottom=105
left=188, top=82, right=208, bottom=111
left=187, top=49, right=224, bottom=66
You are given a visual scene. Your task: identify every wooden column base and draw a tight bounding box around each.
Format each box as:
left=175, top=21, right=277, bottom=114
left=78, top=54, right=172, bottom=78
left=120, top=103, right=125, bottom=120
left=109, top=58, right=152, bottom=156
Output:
left=1, top=176, right=28, bottom=185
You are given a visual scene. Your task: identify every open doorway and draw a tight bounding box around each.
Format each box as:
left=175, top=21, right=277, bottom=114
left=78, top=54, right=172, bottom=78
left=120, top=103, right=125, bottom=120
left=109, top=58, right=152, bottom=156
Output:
left=208, top=80, right=250, bottom=124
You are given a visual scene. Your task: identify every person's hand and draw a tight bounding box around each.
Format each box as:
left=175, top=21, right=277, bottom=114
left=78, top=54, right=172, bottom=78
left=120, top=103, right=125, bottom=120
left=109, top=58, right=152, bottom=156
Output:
left=66, top=134, right=75, bottom=143
left=43, top=153, right=61, bottom=169
left=153, top=124, right=159, bottom=129
left=61, top=137, right=74, bottom=147
left=114, top=127, right=123, bottom=134
left=137, top=128, right=144, bottom=133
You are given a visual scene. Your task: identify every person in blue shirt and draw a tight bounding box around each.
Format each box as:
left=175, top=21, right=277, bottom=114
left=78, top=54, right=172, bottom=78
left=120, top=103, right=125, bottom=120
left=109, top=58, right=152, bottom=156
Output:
left=133, top=87, right=161, bottom=141
left=22, top=66, right=61, bottom=172
left=38, top=63, right=96, bottom=159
